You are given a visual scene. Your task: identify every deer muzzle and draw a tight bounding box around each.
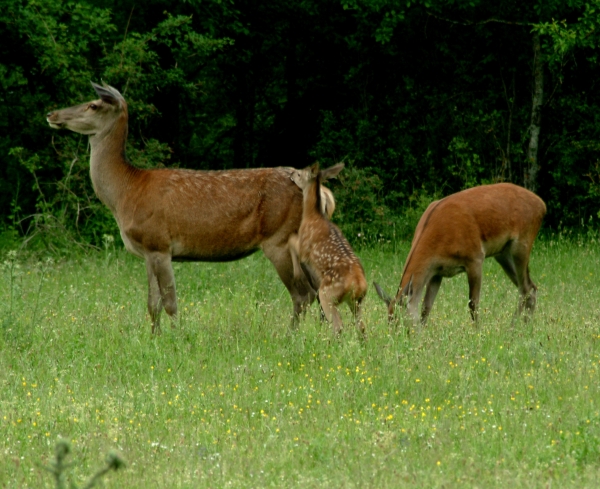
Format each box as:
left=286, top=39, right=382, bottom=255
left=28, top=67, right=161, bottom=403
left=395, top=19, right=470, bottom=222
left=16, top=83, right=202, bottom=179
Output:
left=46, top=111, right=64, bottom=129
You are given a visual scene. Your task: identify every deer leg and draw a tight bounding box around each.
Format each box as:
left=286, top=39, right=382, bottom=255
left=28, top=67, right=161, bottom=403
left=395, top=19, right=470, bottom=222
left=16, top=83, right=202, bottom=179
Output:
left=498, top=244, right=537, bottom=318
left=466, top=260, right=483, bottom=322
left=520, top=268, right=537, bottom=317
left=350, top=296, right=366, bottom=340
left=405, top=278, right=424, bottom=327
left=262, top=242, right=316, bottom=328
left=511, top=244, right=537, bottom=317
left=319, top=288, right=343, bottom=335
left=299, top=262, right=325, bottom=322
left=299, top=261, right=326, bottom=323
left=146, top=252, right=178, bottom=331
left=146, top=260, right=163, bottom=335
left=288, top=237, right=323, bottom=322
left=421, top=275, right=442, bottom=324
left=494, top=252, right=519, bottom=288
left=300, top=262, right=320, bottom=295
left=287, top=234, right=302, bottom=280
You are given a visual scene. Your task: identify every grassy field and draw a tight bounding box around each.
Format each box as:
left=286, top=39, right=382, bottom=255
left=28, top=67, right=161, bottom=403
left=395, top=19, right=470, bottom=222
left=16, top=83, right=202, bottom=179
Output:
left=1, top=235, right=599, bottom=488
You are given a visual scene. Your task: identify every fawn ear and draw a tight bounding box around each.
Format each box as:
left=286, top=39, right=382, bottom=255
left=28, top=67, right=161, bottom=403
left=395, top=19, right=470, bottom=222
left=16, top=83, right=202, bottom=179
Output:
left=320, top=163, right=344, bottom=181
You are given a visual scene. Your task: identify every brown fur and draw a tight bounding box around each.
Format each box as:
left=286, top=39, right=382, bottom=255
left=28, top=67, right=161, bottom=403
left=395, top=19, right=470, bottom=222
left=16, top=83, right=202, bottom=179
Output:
left=288, top=163, right=368, bottom=336
left=374, top=183, right=546, bottom=326
left=47, top=82, right=335, bottom=333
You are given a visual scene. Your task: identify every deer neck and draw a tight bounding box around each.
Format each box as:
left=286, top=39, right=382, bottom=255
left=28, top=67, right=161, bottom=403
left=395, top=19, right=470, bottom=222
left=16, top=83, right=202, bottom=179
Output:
left=88, top=113, right=137, bottom=214
left=302, top=178, right=323, bottom=221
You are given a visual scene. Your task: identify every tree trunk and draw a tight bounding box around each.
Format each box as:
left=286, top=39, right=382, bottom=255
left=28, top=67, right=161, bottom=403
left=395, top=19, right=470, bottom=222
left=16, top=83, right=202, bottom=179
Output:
left=525, top=31, right=543, bottom=192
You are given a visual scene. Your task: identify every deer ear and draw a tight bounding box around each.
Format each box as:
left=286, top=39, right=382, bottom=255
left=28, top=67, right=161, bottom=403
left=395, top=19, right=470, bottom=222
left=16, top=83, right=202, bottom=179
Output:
left=91, top=81, right=122, bottom=105
left=310, top=162, right=320, bottom=177
left=290, top=169, right=302, bottom=185
left=373, top=282, right=392, bottom=307
left=320, top=163, right=345, bottom=181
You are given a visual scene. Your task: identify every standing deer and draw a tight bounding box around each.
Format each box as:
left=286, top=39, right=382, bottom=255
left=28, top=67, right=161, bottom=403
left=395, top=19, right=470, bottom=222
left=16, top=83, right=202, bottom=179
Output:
left=46, top=82, right=337, bottom=334
left=288, top=163, right=368, bottom=336
left=374, top=183, right=546, bottom=326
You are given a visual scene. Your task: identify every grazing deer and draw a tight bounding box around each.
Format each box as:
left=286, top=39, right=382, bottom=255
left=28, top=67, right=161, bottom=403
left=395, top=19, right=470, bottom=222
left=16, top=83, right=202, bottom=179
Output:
left=374, top=183, right=546, bottom=326
left=288, top=163, right=368, bottom=336
left=46, top=82, right=337, bottom=334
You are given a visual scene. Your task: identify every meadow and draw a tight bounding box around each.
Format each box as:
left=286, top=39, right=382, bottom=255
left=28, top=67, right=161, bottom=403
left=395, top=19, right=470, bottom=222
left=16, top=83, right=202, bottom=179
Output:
left=0, top=234, right=599, bottom=488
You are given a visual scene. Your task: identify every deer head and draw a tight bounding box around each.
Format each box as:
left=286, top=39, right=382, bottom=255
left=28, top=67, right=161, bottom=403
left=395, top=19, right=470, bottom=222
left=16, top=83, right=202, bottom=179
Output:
left=47, top=82, right=125, bottom=136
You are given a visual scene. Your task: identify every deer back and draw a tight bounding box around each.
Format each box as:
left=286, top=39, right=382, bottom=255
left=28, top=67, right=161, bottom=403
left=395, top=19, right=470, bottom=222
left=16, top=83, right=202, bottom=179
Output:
left=117, top=167, right=307, bottom=260
left=400, top=183, right=546, bottom=290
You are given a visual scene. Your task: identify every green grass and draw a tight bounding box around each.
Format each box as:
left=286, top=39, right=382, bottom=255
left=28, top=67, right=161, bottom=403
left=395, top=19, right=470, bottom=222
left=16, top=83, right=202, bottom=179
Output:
left=1, top=236, right=599, bottom=488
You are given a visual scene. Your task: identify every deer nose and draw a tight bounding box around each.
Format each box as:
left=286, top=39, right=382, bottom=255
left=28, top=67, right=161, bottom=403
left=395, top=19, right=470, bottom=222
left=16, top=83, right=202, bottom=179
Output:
left=47, top=112, right=53, bottom=117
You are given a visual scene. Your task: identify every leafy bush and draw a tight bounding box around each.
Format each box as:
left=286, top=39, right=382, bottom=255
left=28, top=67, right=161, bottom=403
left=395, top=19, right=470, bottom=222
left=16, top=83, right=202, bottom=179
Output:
left=0, top=1, right=230, bottom=251
left=327, top=164, right=440, bottom=248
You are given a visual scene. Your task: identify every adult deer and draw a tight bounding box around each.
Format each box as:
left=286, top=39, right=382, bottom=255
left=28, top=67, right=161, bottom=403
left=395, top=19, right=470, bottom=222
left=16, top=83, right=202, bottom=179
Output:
left=288, top=163, right=368, bottom=336
left=374, top=183, right=546, bottom=326
left=47, top=82, right=336, bottom=334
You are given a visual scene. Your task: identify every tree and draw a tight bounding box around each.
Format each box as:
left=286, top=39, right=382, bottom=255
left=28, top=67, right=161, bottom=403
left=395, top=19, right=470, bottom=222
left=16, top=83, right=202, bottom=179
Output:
left=0, top=0, right=229, bottom=246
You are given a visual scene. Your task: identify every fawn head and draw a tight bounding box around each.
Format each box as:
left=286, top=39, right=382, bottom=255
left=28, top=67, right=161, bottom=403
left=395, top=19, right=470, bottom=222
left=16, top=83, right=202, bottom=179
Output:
left=290, top=162, right=345, bottom=191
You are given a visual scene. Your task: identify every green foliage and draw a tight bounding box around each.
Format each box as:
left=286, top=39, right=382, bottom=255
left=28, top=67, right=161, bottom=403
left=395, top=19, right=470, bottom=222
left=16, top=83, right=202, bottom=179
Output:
left=9, top=141, right=117, bottom=251
left=535, top=0, right=600, bottom=66
left=2, top=0, right=600, bottom=249
left=446, top=136, right=483, bottom=189
left=329, top=164, right=440, bottom=247
left=0, top=0, right=231, bottom=249
left=328, top=165, right=393, bottom=245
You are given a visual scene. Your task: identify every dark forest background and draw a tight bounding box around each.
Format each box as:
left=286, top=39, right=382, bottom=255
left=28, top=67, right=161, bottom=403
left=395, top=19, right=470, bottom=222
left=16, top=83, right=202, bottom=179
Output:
left=2, top=0, right=600, bottom=250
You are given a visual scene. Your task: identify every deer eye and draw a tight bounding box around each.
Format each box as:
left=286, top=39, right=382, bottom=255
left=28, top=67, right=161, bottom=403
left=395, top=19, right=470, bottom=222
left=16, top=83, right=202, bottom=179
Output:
left=89, top=103, right=98, bottom=110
